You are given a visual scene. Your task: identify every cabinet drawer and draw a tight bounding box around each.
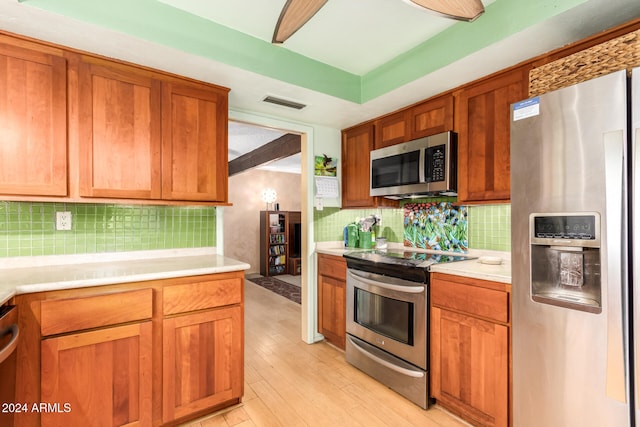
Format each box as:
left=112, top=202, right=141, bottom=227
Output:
left=431, top=279, right=509, bottom=323
left=163, top=277, right=242, bottom=315
left=318, top=254, right=347, bottom=281
left=41, top=288, right=153, bottom=336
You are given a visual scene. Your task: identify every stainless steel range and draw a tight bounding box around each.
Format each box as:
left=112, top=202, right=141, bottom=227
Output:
left=343, top=249, right=473, bottom=409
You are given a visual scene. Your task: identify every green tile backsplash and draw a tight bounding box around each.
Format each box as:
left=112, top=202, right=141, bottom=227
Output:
left=468, top=204, right=511, bottom=251
left=0, top=202, right=217, bottom=257
left=314, top=202, right=511, bottom=252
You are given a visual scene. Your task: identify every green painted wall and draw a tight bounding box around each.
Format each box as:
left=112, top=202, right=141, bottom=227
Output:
left=0, top=202, right=216, bottom=257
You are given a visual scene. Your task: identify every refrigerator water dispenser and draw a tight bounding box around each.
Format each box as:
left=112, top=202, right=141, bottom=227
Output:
left=529, top=213, right=602, bottom=313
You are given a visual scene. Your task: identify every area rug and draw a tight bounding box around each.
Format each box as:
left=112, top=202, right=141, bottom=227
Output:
left=247, top=276, right=301, bottom=304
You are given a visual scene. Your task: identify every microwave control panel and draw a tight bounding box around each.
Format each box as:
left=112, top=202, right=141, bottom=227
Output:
left=425, top=144, right=445, bottom=182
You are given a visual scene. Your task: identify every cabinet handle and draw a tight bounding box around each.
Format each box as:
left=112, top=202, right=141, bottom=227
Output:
left=347, top=335, right=424, bottom=378
left=0, top=323, right=19, bottom=365
left=347, top=270, right=425, bottom=294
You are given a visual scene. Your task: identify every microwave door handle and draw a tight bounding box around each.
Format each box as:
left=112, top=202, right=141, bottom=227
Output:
left=347, top=270, right=425, bottom=294
left=347, top=335, right=425, bottom=378
left=419, top=147, right=426, bottom=183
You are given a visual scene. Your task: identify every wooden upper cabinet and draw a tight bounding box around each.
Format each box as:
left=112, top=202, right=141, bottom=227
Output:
left=78, top=58, right=162, bottom=199
left=76, top=56, right=229, bottom=203
left=374, top=94, right=455, bottom=149
left=455, top=66, right=529, bottom=203
left=161, top=80, right=229, bottom=202
left=342, top=124, right=398, bottom=208
left=410, top=94, right=454, bottom=139
left=342, top=124, right=375, bottom=207
left=375, top=110, right=410, bottom=149
left=0, top=41, right=67, bottom=196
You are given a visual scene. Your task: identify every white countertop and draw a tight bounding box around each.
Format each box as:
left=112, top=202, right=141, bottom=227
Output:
left=315, top=241, right=511, bottom=284
left=429, top=257, right=511, bottom=284
left=0, top=248, right=250, bottom=305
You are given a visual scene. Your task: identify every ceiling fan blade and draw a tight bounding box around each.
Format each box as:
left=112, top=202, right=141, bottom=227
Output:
left=272, top=0, right=328, bottom=44
left=408, top=0, right=485, bottom=21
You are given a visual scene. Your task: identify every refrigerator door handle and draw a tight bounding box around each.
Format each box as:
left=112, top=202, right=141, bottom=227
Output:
left=635, top=125, right=640, bottom=410
left=603, top=130, right=628, bottom=404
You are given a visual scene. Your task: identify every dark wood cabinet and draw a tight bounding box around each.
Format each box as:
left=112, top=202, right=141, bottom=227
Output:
left=430, top=273, right=510, bottom=427
left=454, top=66, right=530, bottom=203
left=260, top=211, right=301, bottom=276
left=317, top=253, right=346, bottom=350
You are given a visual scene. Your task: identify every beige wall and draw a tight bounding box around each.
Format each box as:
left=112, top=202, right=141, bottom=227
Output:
left=224, top=168, right=302, bottom=274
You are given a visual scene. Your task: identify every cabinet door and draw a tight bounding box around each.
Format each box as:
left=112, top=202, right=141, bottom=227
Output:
left=342, top=124, right=375, bottom=207
left=162, top=306, right=242, bottom=423
left=342, top=124, right=397, bottom=208
left=161, top=81, right=228, bottom=202
left=410, top=94, right=454, bottom=139
left=78, top=59, right=162, bottom=199
left=375, top=110, right=410, bottom=149
left=455, top=67, right=528, bottom=203
left=0, top=42, right=67, bottom=196
left=41, top=322, right=152, bottom=427
left=317, top=273, right=346, bottom=350
left=431, top=307, right=508, bottom=427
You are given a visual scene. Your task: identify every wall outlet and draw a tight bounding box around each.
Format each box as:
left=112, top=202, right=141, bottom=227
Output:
left=56, top=211, right=72, bottom=231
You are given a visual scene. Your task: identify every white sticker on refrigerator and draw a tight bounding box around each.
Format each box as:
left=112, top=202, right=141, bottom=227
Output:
left=513, top=97, right=540, bottom=121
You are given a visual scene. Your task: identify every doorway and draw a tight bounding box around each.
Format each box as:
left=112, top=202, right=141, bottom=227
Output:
left=222, top=110, right=317, bottom=344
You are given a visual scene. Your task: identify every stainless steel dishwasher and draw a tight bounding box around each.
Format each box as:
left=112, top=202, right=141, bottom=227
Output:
left=0, top=305, right=19, bottom=427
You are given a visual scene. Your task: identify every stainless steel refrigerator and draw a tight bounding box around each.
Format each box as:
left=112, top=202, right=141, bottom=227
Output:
left=511, top=67, right=640, bottom=426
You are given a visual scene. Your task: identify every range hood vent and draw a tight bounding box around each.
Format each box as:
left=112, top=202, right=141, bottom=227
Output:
left=262, top=95, right=307, bottom=110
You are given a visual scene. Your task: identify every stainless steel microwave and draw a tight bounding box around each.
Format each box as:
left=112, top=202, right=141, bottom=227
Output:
left=370, top=131, right=457, bottom=199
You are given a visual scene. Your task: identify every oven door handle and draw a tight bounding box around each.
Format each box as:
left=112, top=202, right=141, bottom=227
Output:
left=347, top=270, right=425, bottom=294
left=0, top=323, right=19, bottom=365
left=347, top=335, right=424, bottom=378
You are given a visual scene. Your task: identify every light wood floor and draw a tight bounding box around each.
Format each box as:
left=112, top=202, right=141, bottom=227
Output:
left=182, top=280, right=468, bottom=427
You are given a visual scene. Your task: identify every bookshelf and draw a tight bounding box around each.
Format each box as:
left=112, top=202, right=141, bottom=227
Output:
left=259, top=211, right=302, bottom=276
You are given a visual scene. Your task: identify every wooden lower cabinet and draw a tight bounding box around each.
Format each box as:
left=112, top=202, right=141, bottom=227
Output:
left=430, top=273, right=511, bottom=427
left=162, top=306, right=242, bottom=423
left=13, top=272, right=244, bottom=427
left=41, top=322, right=153, bottom=426
left=317, top=253, right=346, bottom=350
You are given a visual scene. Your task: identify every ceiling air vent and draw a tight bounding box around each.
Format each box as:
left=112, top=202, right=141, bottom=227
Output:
left=262, top=95, right=307, bottom=110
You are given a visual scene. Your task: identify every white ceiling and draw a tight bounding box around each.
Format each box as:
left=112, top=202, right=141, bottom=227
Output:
left=1, top=0, right=639, bottom=174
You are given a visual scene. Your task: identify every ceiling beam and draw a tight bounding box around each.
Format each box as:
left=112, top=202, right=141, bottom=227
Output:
left=228, top=133, right=301, bottom=176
